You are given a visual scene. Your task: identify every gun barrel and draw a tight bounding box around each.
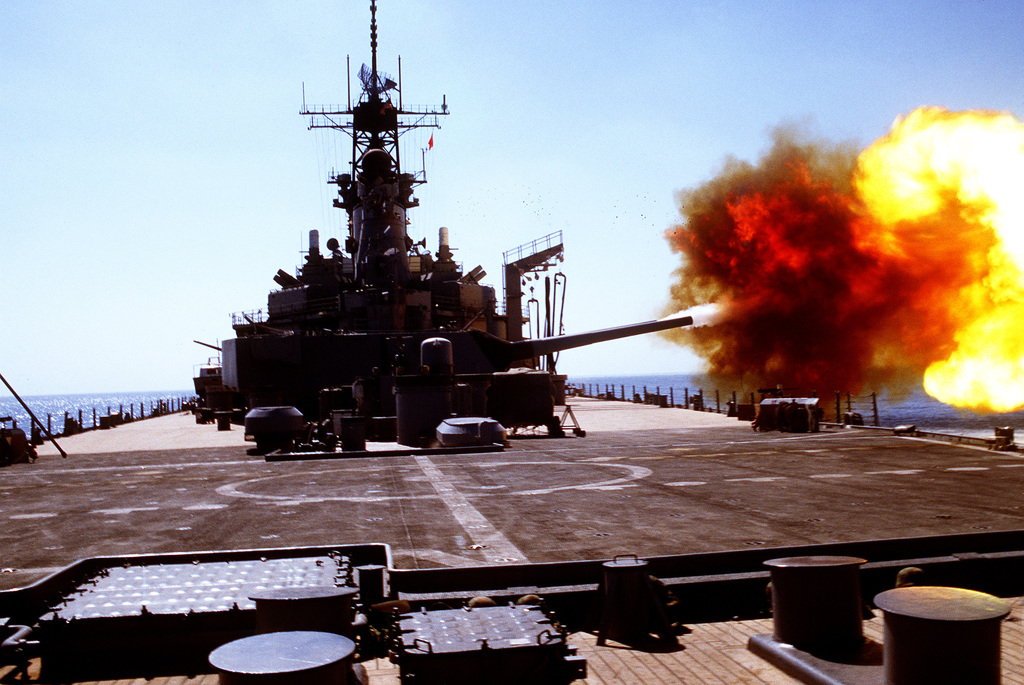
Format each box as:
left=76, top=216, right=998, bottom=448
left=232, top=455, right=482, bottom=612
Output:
left=507, top=315, right=694, bottom=362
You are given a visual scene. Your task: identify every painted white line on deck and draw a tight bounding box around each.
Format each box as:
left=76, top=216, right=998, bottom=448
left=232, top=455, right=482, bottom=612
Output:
left=8, top=513, right=58, bottom=519
left=414, top=455, right=529, bottom=564
left=1, top=566, right=67, bottom=576
left=865, top=469, right=923, bottom=475
left=725, top=476, right=787, bottom=483
left=946, top=466, right=989, bottom=472
left=996, top=464, right=1024, bottom=468
left=91, top=507, right=161, bottom=515
left=665, top=481, right=708, bottom=487
left=809, top=473, right=853, bottom=479
left=183, top=504, right=229, bottom=511
left=1, top=460, right=257, bottom=476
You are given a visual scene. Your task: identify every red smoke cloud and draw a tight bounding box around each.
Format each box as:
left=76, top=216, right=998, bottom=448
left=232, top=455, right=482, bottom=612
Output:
left=663, top=118, right=1002, bottom=400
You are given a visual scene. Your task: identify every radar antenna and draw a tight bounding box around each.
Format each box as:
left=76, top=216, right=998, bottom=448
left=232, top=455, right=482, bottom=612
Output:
left=300, top=0, right=448, bottom=182
left=298, top=0, right=450, bottom=288
left=358, top=63, right=397, bottom=97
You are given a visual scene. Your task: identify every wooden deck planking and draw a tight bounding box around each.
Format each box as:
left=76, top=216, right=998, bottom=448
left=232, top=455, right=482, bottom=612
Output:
left=6, top=605, right=1024, bottom=684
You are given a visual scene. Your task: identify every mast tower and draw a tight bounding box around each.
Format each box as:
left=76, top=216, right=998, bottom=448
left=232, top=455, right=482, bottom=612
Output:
left=300, top=0, right=448, bottom=296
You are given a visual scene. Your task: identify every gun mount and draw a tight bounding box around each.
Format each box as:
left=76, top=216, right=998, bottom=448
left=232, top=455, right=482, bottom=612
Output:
left=497, top=315, right=695, bottom=368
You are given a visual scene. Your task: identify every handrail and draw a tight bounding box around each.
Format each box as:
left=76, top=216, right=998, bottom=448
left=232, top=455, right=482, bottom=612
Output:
left=503, top=230, right=563, bottom=265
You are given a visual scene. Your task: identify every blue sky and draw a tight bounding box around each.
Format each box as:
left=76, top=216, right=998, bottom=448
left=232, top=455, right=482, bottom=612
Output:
left=2, top=0, right=1023, bottom=395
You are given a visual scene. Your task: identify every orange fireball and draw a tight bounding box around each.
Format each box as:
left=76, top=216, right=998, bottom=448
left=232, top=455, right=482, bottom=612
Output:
left=666, top=107, right=1024, bottom=412
left=857, top=107, right=1024, bottom=412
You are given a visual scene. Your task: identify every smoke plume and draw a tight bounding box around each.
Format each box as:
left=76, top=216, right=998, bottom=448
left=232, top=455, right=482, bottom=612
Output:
left=663, top=108, right=1024, bottom=412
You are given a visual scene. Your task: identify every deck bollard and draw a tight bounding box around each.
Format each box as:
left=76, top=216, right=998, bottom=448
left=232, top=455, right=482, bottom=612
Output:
left=595, top=554, right=675, bottom=645
left=355, top=564, right=387, bottom=607
left=874, top=586, right=1009, bottom=685
left=764, top=555, right=866, bottom=653
left=250, top=586, right=360, bottom=637
left=215, top=411, right=232, bottom=431
left=209, top=630, right=355, bottom=685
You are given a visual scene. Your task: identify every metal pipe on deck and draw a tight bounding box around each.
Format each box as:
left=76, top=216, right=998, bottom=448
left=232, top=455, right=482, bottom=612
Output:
left=0, top=370, right=66, bottom=458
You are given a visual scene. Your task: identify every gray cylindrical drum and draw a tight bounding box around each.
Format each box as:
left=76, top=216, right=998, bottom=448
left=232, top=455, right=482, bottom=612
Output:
left=250, top=586, right=359, bottom=637
left=599, top=556, right=650, bottom=644
left=875, top=586, right=1009, bottom=685
left=209, top=631, right=354, bottom=685
left=765, top=555, right=866, bottom=652
left=395, top=376, right=451, bottom=446
left=356, top=564, right=387, bottom=607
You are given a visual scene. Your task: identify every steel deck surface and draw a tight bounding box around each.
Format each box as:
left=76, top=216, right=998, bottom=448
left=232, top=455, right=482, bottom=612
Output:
left=5, top=398, right=1024, bottom=591
left=5, top=398, right=1024, bottom=683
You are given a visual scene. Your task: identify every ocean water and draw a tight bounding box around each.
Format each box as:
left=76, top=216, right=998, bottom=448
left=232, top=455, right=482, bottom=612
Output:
left=0, top=390, right=192, bottom=435
left=569, top=373, right=1024, bottom=441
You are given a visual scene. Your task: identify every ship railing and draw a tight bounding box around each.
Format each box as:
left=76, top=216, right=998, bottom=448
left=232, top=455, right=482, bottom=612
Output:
left=232, top=296, right=344, bottom=329
left=231, top=309, right=266, bottom=327
left=831, top=391, right=881, bottom=426
left=301, top=103, right=444, bottom=116
left=502, top=230, right=564, bottom=265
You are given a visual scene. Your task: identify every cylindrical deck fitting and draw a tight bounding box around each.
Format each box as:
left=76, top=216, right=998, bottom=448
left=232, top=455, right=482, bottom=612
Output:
left=356, top=564, right=387, bottom=607
left=335, top=415, right=366, bottom=452
left=209, top=630, right=355, bottom=685
left=874, top=586, right=1009, bottom=685
left=394, top=375, right=452, bottom=447
left=596, top=555, right=674, bottom=645
left=764, top=555, right=866, bottom=653
left=249, top=586, right=359, bottom=637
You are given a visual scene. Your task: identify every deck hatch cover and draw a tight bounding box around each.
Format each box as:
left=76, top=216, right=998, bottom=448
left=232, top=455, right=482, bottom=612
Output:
left=43, top=555, right=350, bottom=620
left=396, top=605, right=586, bottom=683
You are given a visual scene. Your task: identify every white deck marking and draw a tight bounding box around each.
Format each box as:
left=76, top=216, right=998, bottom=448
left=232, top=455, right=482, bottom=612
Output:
left=413, top=455, right=529, bottom=564
left=666, top=481, right=707, bottom=487
left=809, top=473, right=853, bottom=479
left=865, top=469, right=923, bottom=475
left=946, top=466, right=989, bottom=472
left=473, top=461, right=652, bottom=496
left=90, top=507, right=160, bottom=515
left=8, top=513, right=58, bottom=519
left=0, top=460, right=256, bottom=476
left=399, top=549, right=490, bottom=568
left=725, top=476, right=787, bottom=483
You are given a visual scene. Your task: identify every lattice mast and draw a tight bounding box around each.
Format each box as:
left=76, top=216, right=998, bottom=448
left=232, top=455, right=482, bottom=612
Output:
left=300, top=0, right=448, bottom=290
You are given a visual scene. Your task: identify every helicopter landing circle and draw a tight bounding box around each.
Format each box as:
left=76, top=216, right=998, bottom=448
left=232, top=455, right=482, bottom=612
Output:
left=215, top=460, right=652, bottom=504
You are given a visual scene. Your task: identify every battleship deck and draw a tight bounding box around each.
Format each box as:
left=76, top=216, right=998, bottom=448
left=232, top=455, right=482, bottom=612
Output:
left=5, top=605, right=1024, bottom=685
left=5, top=397, right=1024, bottom=684
left=6, top=396, right=1024, bottom=591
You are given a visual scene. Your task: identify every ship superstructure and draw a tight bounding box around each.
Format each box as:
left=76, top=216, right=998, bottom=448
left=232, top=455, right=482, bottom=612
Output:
left=219, top=2, right=694, bottom=438
left=280, top=1, right=501, bottom=337
left=223, top=2, right=515, bottom=418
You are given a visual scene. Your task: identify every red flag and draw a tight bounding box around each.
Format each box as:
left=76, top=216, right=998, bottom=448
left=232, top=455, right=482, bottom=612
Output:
left=428, top=134, right=434, bottom=150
